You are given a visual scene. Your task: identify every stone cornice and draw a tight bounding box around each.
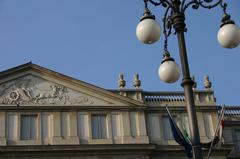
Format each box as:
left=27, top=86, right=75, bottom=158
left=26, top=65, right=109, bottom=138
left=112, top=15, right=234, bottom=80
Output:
left=0, top=144, right=156, bottom=153
left=0, top=105, right=148, bottom=111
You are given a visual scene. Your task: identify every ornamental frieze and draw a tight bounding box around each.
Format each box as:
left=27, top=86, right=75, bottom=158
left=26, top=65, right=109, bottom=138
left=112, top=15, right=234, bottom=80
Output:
left=0, top=75, right=94, bottom=105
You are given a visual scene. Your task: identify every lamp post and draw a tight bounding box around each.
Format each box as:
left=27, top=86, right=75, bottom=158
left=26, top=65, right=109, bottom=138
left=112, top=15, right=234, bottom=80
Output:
left=136, top=0, right=240, bottom=159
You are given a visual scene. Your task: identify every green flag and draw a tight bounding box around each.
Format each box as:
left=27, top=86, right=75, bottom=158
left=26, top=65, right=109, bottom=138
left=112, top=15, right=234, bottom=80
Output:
left=183, top=129, right=191, bottom=144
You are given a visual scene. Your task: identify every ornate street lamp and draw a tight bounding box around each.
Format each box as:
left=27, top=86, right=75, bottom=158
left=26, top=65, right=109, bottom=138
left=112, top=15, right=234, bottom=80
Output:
left=218, top=13, right=240, bottom=48
left=158, top=51, right=181, bottom=83
left=136, top=0, right=239, bottom=159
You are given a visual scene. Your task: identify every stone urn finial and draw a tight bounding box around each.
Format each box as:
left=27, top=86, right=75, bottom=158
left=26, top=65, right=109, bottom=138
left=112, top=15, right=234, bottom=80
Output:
left=118, top=74, right=126, bottom=89
left=204, top=75, right=212, bottom=90
left=133, top=74, right=141, bottom=89
left=192, top=75, right=197, bottom=90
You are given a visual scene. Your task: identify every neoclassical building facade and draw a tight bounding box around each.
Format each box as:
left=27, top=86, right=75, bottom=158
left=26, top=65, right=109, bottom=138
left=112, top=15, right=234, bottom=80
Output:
left=0, top=62, right=239, bottom=159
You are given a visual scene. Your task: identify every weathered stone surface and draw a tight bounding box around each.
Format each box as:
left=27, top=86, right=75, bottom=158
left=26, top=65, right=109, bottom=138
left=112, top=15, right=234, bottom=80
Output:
left=0, top=74, right=107, bottom=106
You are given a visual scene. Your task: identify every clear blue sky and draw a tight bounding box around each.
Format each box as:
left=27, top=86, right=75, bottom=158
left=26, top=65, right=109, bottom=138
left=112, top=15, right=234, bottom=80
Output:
left=0, top=0, right=239, bottom=105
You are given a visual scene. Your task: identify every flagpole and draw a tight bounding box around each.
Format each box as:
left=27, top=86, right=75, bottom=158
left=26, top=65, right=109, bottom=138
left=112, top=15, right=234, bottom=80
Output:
left=166, top=106, right=193, bottom=158
left=206, top=105, right=225, bottom=159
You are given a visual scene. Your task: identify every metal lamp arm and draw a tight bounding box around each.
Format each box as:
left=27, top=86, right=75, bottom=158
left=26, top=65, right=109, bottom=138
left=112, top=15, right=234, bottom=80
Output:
left=198, top=0, right=222, bottom=9
left=182, top=0, right=200, bottom=12
left=148, top=0, right=175, bottom=9
left=182, top=0, right=227, bottom=13
left=146, top=0, right=228, bottom=15
left=163, top=6, right=173, bottom=51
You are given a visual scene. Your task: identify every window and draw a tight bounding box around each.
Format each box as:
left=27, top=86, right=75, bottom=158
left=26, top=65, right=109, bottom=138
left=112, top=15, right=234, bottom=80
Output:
left=235, top=130, right=240, bottom=151
left=91, top=115, right=107, bottom=139
left=163, top=116, right=174, bottom=140
left=149, top=114, right=161, bottom=139
left=20, top=115, right=37, bottom=140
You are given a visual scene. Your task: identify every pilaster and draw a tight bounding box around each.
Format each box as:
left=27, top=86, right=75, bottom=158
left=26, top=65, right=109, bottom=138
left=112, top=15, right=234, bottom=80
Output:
left=68, top=112, right=79, bottom=144
left=0, top=112, right=6, bottom=145
left=137, top=112, right=149, bottom=143
left=197, top=112, right=209, bottom=143
left=121, top=112, right=132, bottom=143
left=52, top=112, right=62, bottom=144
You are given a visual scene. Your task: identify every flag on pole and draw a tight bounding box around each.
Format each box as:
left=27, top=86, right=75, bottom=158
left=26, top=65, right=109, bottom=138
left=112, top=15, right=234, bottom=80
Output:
left=206, top=106, right=225, bottom=159
left=214, top=106, right=225, bottom=147
left=166, top=107, right=192, bottom=158
left=218, top=115, right=224, bottom=142
left=201, top=136, right=219, bottom=148
left=183, top=128, right=191, bottom=144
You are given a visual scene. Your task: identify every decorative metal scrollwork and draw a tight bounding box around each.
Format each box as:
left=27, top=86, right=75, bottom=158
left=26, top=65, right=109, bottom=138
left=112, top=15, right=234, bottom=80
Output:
left=162, top=6, right=172, bottom=52
left=145, top=0, right=228, bottom=14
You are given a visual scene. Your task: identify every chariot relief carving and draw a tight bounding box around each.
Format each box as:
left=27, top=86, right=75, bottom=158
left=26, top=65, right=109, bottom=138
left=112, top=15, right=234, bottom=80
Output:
left=0, top=75, right=94, bottom=105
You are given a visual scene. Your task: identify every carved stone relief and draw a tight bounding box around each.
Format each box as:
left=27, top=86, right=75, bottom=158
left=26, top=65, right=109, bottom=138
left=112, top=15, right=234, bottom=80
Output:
left=0, top=75, right=94, bottom=105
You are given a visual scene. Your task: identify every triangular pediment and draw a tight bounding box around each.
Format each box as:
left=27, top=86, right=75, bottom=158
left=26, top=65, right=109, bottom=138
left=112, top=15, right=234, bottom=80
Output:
left=0, top=63, right=144, bottom=106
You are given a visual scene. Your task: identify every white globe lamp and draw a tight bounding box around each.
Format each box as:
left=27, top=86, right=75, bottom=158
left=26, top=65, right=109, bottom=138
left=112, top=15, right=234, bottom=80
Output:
left=217, top=14, right=240, bottom=48
left=158, top=54, right=181, bottom=83
left=136, top=8, right=160, bottom=44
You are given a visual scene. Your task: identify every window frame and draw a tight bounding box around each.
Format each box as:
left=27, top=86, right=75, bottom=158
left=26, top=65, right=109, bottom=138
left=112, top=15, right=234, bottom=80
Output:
left=162, top=115, right=176, bottom=140
left=91, top=114, right=108, bottom=139
left=20, top=114, right=38, bottom=140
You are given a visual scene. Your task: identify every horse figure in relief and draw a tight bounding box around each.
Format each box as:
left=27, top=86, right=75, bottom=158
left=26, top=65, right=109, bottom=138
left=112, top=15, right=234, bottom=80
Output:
left=34, top=85, right=68, bottom=104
